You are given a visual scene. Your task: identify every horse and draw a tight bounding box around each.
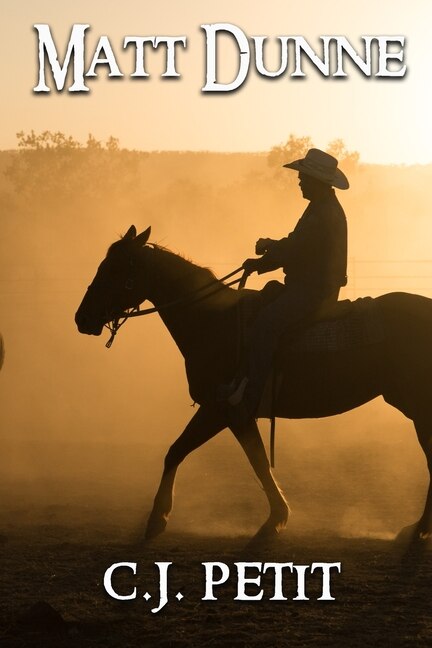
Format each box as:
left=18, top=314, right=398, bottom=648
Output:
left=75, top=226, right=432, bottom=547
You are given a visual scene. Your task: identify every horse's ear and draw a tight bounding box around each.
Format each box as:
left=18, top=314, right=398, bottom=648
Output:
left=124, top=225, right=137, bottom=240
left=134, top=226, right=151, bottom=247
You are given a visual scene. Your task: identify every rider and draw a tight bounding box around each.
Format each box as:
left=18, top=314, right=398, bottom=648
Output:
left=226, top=147, right=349, bottom=422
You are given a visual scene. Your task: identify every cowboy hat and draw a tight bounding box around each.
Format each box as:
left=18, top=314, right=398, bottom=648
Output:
left=284, top=148, right=349, bottom=190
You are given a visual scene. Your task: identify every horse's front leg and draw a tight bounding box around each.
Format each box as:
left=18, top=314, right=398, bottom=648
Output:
left=230, top=419, right=289, bottom=541
left=145, top=403, right=226, bottom=541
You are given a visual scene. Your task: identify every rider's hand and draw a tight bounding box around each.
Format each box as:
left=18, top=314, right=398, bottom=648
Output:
left=255, top=238, right=275, bottom=255
left=242, top=258, right=260, bottom=275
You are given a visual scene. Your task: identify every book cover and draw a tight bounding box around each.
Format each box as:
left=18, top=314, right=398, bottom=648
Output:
left=1, top=2, right=431, bottom=646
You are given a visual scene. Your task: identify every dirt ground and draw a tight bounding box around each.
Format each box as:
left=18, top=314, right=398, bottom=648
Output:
left=1, top=504, right=431, bottom=648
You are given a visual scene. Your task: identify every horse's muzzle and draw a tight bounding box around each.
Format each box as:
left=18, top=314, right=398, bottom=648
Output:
left=75, top=312, right=103, bottom=336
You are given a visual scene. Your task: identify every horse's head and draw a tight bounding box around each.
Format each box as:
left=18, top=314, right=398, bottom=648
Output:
left=75, top=225, right=151, bottom=336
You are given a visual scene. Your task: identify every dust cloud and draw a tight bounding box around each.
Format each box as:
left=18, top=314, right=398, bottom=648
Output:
left=0, top=145, right=431, bottom=540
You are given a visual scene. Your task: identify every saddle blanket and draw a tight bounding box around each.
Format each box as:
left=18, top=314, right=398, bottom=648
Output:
left=288, top=297, right=383, bottom=353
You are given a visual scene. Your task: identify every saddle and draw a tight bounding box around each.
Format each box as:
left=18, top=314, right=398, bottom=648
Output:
left=239, top=283, right=383, bottom=355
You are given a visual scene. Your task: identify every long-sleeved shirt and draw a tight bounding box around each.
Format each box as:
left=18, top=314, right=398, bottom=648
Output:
left=255, top=189, right=347, bottom=298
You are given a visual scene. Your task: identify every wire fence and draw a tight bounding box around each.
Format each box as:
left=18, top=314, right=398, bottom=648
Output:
left=342, top=258, right=432, bottom=299
left=2, top=259, right=432, bottom=300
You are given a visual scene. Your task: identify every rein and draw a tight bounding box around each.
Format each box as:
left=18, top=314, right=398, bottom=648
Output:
left=104, top=266, right=248, bottom=348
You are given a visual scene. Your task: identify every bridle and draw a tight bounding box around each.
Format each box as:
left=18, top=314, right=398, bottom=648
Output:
left=104, top=265, right=249, bottom=348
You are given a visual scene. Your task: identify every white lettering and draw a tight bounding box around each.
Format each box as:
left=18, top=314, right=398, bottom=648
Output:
left=86, top=36, right=123, bottom=77
left=234, top=562, right=264, bottom=601
left=376, top=36, right=406, bottom=77
left=253, top=36, right=290, bottom=78
left=292, top=36, right=331, bottom=77
left=334, top=36, right=374, bottom=77
left=311, top=562, right=341, bottom=601
left=292, top=565, right=310, bottom=601
left=202, top=562, right=230, bottom=600
left=263, top=562, right=294, bottom=600
left=124, top=37, right=156, bottom=77
left=103, top=562, right=137, bottom=600
left=201, top=23, right=250, bottom=92
left=156, top=37, right=187, bottom=77
left=33, top=23, right=89, bottom=92
left=150, top=562, right=172, bottom=613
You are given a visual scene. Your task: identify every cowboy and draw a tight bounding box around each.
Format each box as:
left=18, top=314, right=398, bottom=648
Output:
left=226, top=148, right=349, bottom=421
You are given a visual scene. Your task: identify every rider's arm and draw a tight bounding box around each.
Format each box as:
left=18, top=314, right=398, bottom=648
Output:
left=253, top=237, right=292, bottom=274
left=249, top=218, right=324, bottom=275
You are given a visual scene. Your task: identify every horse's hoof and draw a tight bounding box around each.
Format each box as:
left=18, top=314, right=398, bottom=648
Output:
left=395, top=523, right=418, bottom=545
left=245, top=520, right=280, bottom=551
left=395, top=523, right=432, bottom=551
left=145, top=512, right=168, bottom=542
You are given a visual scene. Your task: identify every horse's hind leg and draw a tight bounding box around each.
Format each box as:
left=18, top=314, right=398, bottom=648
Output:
left=413, top=419, right=432, bottom=542
left=145, top=403, right=226, bottom=541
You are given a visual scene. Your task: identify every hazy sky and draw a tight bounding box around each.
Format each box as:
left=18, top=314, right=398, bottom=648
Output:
left=2, top=0, right=432, bottom=163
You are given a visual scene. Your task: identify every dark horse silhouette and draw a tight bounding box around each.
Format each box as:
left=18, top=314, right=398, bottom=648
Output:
left=75, top=226, right=432, bottom=546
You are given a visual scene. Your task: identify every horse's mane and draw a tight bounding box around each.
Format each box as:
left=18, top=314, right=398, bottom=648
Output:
left=151, top=244, right=219, bottom=285
left=107, top=236, right=228, bottom=296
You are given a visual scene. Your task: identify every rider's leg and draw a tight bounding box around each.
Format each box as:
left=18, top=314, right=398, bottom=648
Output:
left=230, top=282, right=323, bottom=417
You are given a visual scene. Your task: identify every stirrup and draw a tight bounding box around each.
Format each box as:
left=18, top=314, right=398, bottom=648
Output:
left=227, top=376, right=249, bottom=406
